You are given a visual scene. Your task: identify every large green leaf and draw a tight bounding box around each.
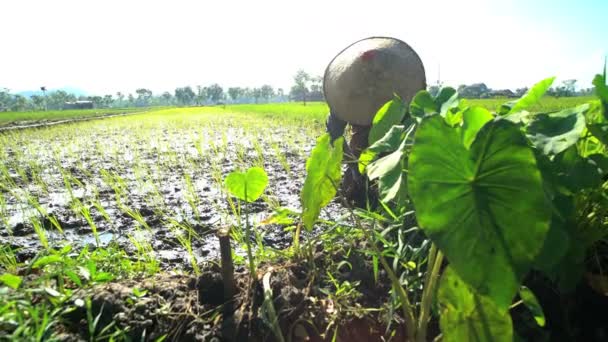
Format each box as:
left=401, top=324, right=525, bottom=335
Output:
left=554, top=145, right=603, bottom=192
left=367, top=138, right=407, bottom=203
left=301, top=134, right=343, bottom=231
left=500, top=77, right=555, bottom=115
left=410, top=87, right=459, bottom=120
left=224, top=167, right=269, bottom=203
left=534, top=218, right=570, bottom=271
left=408, top=116, right=550, bottom=307
left=437, top=88, right=460, bottom=118
left=410, top=91, right=436, bottom=119
left=359, top=125, right=408, bottom=174
left=461, top=106, right=494, bottom=149
left=368, top=96, right=406, bottom=145
left=525, top=104, right=588, bottom=155
left=438, top=267, right=513, bottom=342
left=542, top=222, right=587, bottom=292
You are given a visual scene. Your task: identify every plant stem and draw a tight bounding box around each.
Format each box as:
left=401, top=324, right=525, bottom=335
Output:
left=218, top=227, right=237, bottom=299
left=244, top=196, right=256, bottom=279
left=417, top=243, right=444, bottom=342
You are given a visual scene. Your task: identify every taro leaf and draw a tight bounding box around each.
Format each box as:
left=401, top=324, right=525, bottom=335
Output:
left=587, top=123, right=608, bottom=145
left=532, top=193, right=586, bottom=292
left=301, top=134, right=343, bottom=231
left=503, top=110, right=533, bottom=125
left=225, top=167, right=269, bottom=203
left=549, top=231, right=587, bottom=292
left=445, top=108, right=464, bottom=127
left=534, top=217, right=570, bottom=272
left=593, top=63, right=608, bottom=119
left=436, top=87, right=458, bottom=112
left=500, top=77, right=555, bottom=115
left=461, top=106, right=494, bottom=149
left=367, top=138, right=407, bottom=203
left=438, top=267, right=513, bottom=342
left=408, top=116, right=550, bottom=308
left=410, top=91, right=436, bottom=119
left=519, top=286, right=546, bottom=327
left=554, top=145, right=603, bottom=192
left=368, top=96, right=407, bottom=145
left=359, top=125, right=407, bottom=174
left=438, top=88, right=460, bottom=118
left=525, top=104, right=588, bottom=155
left=0, top=273, right=22, bottom=289
left=410, top=87, right=459, bottom=120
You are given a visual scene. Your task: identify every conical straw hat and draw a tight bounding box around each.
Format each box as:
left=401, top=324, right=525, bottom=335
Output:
left=323, top=37, right=426, bottom=125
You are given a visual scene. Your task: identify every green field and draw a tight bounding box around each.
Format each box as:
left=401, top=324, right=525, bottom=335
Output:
left=0, top=97, right=595, bottom=128
left=0, top=107, right=149, bottom=127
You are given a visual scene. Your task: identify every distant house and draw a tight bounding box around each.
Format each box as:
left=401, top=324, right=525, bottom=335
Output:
left=489, top=89, right=517, bottom=98
left=63, top=101, right=93, bottom=110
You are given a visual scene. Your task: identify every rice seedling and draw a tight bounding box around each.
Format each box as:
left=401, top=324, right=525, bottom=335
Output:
left=29, top=217, right=49, bottom=250
left=183, top=173, right=201, bottom=221
left=165, top=218, right=201, bottom=275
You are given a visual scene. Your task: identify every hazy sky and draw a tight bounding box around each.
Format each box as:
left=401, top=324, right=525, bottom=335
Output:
left=1, top=0, right=606, bottom=95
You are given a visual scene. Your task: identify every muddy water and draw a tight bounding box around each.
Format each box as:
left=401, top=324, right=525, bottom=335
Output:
left=0, top=112, right=348, bottom=268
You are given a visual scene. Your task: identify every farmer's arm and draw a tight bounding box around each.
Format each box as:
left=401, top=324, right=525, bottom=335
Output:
left=325, top=112, right=347, bottom=142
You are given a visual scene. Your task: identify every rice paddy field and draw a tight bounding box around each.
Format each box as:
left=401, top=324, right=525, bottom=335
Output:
left=0, top=108, right=150, bottom=128
left=0, top=97, right=603, bottom=341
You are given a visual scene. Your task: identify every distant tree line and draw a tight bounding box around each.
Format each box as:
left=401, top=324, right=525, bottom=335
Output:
left=0, top=69, right=329, bottom=112
left=430, top=79, right=594, bottom=99
left=3, top=71, right=593, bottom=112
left=0, top=82, right=296, bottom=112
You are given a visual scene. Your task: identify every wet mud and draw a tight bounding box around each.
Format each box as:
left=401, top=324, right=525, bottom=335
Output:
left=0, top=115, right=345, bottom=269
left=56, top=254, right=399, bottom=341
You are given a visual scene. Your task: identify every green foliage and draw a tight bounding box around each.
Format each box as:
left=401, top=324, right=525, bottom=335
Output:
left=225, top=166, right=269, bottom=278
left=525, top=104, right=589, bottom=155
left=367, top=138, right=408, bottom=203
left=0, top=273, right=22, bottom=289
left=499, top=77, right=555, bottom=115
left=225, top=167, right=269, bottom=202
left=519, top=286, right=545, bottom=327
left=359, top=125, right=408, bottom=174
left=301, top=134, right=343, bottom=231
left=438, top=268, right=513, bottom=342
left=368, top=95, right=407, bottom=145
left=592, top=61, right=608, bottom=119
left=587, top=123, right=608, bottom=145
left=410, top=87, right=459, bottom=119
left=0, top=242, right=152, bottom=340
left=0, top=108, right=146, bottom=127
left=357, top=66, right=608, bottom=341
left=461, top=106, right=493, bottom=148
left=408, top=116, right=550, bottom=307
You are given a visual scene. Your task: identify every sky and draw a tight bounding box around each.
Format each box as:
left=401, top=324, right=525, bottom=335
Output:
left=1, top=0, right=606, bottom=96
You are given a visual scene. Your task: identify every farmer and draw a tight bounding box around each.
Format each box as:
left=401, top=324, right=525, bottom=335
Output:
left=323, top=37, right=426, bottom=206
